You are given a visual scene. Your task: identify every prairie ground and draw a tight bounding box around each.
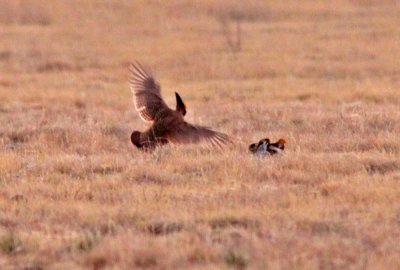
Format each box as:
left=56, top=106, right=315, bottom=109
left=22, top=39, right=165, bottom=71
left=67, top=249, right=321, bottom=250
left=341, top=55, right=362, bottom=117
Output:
left=0, top=1, right=400, bottom=269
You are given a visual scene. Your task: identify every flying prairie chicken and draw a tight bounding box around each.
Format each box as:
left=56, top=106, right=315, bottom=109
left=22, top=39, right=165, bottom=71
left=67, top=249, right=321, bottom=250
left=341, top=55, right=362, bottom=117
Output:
left=129, top=62, right=231, bottom=151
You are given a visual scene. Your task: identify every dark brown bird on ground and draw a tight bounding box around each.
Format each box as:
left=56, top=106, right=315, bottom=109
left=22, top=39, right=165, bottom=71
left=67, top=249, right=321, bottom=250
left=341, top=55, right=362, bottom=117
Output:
left=129, top=62, right=231, bottom=151
left=249, top=138, right=286, bottom=156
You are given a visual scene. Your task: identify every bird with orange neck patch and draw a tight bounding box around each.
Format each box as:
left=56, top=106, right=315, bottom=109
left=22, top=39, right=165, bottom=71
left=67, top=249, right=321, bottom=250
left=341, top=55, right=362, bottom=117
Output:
left=249, top=138, right=287, bottom=156
left=267, top=138, right=286, bottom=155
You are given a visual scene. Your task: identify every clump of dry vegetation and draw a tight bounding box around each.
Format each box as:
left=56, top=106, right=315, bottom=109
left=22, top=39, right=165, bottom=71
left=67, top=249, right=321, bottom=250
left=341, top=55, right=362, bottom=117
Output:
left=0, top=0, right=399, bottom=269
left=212, top=1, right=270, bottom=52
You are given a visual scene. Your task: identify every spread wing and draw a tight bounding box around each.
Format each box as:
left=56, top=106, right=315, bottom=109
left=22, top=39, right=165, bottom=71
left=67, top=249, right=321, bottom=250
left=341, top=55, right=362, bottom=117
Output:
left=167, top=121, right=232, bottom=148
left=129, top=62, right=169, bottom=122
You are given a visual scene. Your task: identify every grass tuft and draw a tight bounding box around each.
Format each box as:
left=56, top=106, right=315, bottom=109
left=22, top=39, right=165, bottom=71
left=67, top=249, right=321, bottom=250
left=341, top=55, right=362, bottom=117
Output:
left=0, top=233, right=21, bottom=254
left=224, top=250, right=248, bottom=270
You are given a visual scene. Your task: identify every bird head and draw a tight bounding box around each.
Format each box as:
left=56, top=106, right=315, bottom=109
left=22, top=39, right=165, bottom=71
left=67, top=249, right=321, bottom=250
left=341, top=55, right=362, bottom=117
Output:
left=249, top=143, right=258, bottom=153
left=130, top=131, right=142, bottom=148
left=175, top=92, right=186, bottom=116
left=277, top=138, right=287, bottom=145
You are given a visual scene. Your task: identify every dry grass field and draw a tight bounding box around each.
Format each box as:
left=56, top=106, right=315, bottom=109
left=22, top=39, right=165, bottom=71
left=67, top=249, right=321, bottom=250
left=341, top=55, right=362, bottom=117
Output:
left=1, top=0, right=400, bottom=269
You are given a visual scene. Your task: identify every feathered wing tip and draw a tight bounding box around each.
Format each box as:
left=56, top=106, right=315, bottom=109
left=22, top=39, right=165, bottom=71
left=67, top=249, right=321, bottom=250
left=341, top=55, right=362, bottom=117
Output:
left=128, top=61, right=160, bottom=96
left=167, top=121, right=235, bottom=150
left=128, top=61, right=153, bottom=85
left=200, top=129, right=235, bottom=151
left=128, top=60, right=167, bottom=123
left=208, top=132, right=233, bottom=150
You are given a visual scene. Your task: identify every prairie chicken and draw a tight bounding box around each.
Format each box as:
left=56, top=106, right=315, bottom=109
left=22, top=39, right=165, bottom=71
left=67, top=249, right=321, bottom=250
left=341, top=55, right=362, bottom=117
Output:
left=129, top=62, right=231, bottom=151
left=249, top=138, right=286, bottom=156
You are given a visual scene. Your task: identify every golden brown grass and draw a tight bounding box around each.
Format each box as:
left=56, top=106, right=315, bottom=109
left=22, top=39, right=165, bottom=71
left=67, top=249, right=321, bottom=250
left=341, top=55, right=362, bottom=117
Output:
left=1, top=1, right=400, bottom=269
